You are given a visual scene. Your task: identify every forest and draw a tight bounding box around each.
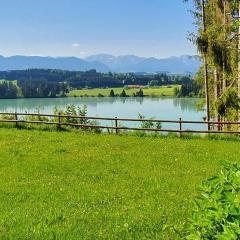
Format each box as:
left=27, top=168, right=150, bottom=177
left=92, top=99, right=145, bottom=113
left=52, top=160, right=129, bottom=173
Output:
left=0, top=69, right=193, bottom=98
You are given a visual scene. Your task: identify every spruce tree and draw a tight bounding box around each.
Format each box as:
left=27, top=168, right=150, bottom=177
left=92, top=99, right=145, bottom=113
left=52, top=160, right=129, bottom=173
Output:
left=109, top=89, right=115, bottom=97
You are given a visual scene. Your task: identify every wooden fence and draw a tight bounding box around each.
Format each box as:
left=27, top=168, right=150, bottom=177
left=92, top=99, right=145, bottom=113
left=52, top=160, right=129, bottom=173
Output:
left=0, top=112, right=239, bottom=136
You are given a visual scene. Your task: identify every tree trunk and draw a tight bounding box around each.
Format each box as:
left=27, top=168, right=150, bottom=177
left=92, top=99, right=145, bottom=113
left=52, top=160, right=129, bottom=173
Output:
left=214, top=68, right=221, bottom=130
left=202, top=0, right=211, bottom=130
left=222, top=0, right=226, bottom=91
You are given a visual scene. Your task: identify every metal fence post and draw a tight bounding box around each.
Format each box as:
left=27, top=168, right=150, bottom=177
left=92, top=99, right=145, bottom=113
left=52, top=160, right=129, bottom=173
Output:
left=115, top=117, right=118, bottom=134
left=15, top=112, right=18, bottom=128
left=179, top=117, right=182, bottom=138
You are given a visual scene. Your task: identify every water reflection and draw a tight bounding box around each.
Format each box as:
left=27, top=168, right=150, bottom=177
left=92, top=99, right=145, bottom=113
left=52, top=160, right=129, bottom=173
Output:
left=0, top=97, right=149, bottom=111
left=0, top=97, right=204, bottom=119
left=173, top=98, right=200, bottom=112
left=0, top=97, right=206, bottom=130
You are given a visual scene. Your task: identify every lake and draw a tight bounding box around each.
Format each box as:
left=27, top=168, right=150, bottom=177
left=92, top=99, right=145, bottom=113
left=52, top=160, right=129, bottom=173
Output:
left=0, top=97, right=206, bottom=131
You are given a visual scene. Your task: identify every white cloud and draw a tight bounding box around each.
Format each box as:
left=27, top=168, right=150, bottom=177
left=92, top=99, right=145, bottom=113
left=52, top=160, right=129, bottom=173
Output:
left=72, top=43, right=80, bottom=48
left=79, top=51, right=86, bottom=56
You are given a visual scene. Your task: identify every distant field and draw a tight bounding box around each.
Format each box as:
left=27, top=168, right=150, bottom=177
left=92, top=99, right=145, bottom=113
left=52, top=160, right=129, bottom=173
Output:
left=68, top=86, right=179, bottom=97
left=0, top=128, right=239, bottom=239
left=0, top=79, right=17, bottom=84
left=0, top=80, right=178, bottom=98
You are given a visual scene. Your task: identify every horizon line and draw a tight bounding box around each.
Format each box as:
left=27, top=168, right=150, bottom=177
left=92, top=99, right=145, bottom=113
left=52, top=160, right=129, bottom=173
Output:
left=0, top=53, right=199, bottom=60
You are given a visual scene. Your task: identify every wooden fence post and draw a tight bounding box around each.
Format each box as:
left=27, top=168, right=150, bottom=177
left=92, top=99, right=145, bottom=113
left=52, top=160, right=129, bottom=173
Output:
left=58, top=113, right=61, bottom=131
left=179, top=117, right=182, bottom=138
left=115, top=117, right=118, bottom=134
left=15, top=112, right=18, bottom=128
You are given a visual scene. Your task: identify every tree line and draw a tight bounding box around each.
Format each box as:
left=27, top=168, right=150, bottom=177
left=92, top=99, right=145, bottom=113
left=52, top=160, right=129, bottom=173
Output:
left=0, top=69, right=193, bottom=98
left=108, top=89, right=144, bottom=97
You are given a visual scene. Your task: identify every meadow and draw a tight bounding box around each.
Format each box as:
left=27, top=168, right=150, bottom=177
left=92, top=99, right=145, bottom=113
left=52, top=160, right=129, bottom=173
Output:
left=68, top=86, right=178, bottom=98
left=0, top=128, right=239, bottom=239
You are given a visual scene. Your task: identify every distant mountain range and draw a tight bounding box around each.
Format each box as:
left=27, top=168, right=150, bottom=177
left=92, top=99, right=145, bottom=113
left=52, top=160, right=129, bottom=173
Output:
left=0, top=55, right=109, bottom=72
left=0, top=54, right=201, bottom=74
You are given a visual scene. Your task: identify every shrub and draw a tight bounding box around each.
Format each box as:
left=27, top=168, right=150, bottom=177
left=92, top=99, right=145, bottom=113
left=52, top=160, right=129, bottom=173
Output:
left=0, top=114, right=15, bottom=120
left=54, top=105, right=101, bottom=133
left=183, top=162, right=240, bottom=240
left=138, top=114, right=161, bottom=130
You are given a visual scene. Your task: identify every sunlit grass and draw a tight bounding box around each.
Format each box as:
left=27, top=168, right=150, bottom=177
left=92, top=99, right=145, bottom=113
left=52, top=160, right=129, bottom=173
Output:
left=0, top=128, right=239, bottom=239
left=0, top=79, right=17, bottom=84
left=68, top=86, right=178, bottom=98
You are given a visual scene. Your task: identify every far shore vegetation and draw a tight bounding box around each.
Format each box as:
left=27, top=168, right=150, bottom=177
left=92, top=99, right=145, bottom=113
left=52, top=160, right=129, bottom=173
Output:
left=0, top=69, right=200, bottom=99
left=68, top=85, right=178, bottom=98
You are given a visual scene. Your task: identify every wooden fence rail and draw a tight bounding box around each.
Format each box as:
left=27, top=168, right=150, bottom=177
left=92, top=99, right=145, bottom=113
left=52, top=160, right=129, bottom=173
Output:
left=0, top=112, right=239, bottom=135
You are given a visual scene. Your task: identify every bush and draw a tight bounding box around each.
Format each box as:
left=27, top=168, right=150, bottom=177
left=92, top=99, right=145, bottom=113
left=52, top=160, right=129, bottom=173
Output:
left=53, top=105, right=101, bottom=133
left=138, top=114, right=161, bottom=131
left=183, top=162, right=240, bottom=239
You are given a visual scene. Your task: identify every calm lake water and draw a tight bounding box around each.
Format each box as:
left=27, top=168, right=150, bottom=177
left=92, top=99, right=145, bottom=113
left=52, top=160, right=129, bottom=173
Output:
left=0, top=97, right=206, bottom=131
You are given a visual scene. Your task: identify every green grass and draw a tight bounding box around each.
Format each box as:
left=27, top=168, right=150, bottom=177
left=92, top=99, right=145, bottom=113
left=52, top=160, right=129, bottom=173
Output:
left=68, top=86, right=178, bottom=98
left=0, top=79, right=18, bottom=85
left=0, top=128, right=239, bottom=239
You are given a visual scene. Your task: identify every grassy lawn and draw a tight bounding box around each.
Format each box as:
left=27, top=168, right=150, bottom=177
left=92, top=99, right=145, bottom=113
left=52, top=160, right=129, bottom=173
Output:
left=68, top=86, right=178, bottom=98
left=0, top=128, right=239, bottom=239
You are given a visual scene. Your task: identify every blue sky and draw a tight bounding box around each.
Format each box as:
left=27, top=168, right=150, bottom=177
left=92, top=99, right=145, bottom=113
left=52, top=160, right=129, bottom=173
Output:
left=0, top=0, right=196, bottom=58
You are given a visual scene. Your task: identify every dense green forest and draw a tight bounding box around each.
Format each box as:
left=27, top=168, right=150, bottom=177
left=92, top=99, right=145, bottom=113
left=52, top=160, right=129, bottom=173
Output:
left=0, top=81, right=19, bottom=99
left=175, top=80, right=202, bottom=97
left=0, top=69, right=193, bottom=98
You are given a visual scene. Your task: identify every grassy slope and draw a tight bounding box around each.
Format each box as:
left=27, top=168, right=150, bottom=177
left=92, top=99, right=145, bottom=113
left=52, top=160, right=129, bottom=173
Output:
left=68, top=86, right=178, bottom=97
left=0, top=129, right=239, bottom=239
